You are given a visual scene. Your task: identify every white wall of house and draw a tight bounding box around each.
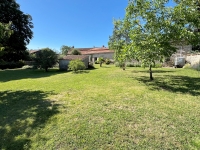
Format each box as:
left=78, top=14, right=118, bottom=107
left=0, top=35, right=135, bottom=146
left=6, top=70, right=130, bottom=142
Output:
left=89, top=53, right=114, bottom=62
left=186, top=54, right=200, bottom=65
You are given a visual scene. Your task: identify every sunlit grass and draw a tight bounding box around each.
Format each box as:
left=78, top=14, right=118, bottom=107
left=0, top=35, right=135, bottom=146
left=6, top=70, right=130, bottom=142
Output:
left=0, top=65, right=200, bottom=149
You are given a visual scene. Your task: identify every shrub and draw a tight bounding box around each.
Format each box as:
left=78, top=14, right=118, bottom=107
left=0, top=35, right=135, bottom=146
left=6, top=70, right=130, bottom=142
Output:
left=0, top=60, right=24, bottom=70
left=115, top=62, right=120, bottom=67
left=154, top=63, right=162, bottom=68
left=105, top=59, right=111, bottom=65
left=71, top=49, right=81, bottom=55
left=95, top=60, right=99, bottom=64
left=98, top=57, right=105, bottom=67
left=33, top=48, right=58, bottom=72
left=183, top=63, right=191, bottom=69
left=68, top=59, right=86, bottom=72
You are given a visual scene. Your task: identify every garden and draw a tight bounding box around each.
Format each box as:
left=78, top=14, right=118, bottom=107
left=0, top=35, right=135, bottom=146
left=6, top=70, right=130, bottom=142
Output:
left=0, top=65, right=200, bottom=149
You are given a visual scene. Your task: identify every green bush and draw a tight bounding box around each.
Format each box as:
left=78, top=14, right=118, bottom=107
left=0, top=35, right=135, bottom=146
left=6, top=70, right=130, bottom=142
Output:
left=71, top=49, right=81, bottom=55
left=115, top=62, right=120, bottom=67
left=183, top=63, right=191, bottom=69
left=105, top=59, right=111, bottom=65
left=0, top=60, right=25, bottom=70
left=68, top=59, right=86, bottom=72
left=154, top=63, right=162, bottom=68
left=33, top=48, right=58, bottom=72
left=98, top=57, right=105, bottom=67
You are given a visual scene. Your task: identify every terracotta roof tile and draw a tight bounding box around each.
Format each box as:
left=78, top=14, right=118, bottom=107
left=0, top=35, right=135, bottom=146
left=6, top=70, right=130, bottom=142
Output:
left=67, top=47, right=114, bottom=55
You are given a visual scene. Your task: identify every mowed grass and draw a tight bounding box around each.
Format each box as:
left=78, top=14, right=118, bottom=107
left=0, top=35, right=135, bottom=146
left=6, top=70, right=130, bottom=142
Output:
left=0, top=65, right=200, bottom=149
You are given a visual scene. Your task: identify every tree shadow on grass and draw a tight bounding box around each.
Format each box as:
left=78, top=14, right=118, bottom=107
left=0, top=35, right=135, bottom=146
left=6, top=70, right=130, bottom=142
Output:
left=135, top=75, right=200, bottom=96
left=0, top=90, right=60, bottom=150
left=0, top=68, right=66, bottom=82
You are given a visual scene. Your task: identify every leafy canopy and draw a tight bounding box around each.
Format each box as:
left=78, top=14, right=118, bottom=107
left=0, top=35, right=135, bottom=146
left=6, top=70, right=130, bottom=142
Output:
left=109, top=0, right=200, bottom=80
left=60, top=45, right=71, bottom=55
left=33, top=48, right=58, bottom=72
left=71, top=49, right=81, bottom=55
left=0, top=22, right=13, bottom=52
left=0, top=0, right=33, bottom=61
left=68, top=59, right=86, bottom=72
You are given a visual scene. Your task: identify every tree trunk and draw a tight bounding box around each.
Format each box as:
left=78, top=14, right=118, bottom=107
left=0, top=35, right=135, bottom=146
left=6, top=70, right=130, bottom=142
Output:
left=100, top=62, right=102, bottom=67
left=149, top=65, right=153, bottom=80
left=45, top=67, right=48, bottom=72
left=123, top=63, right=125, bottom=70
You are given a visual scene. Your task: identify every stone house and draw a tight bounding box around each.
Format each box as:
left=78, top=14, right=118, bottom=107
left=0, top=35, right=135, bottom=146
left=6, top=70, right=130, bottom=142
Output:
left=59, top=55, right=89, bottom=70
left=69, top=46, right=114, bottom=63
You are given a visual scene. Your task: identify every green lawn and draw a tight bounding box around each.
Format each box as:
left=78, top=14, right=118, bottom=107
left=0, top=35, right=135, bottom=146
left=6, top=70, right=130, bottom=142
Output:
left=0, top=65, right=200, bottom=149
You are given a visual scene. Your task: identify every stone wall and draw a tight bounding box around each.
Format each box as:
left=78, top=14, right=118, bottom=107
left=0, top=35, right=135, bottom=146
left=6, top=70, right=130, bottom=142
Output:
left=186, top=54, right=200, bottom=65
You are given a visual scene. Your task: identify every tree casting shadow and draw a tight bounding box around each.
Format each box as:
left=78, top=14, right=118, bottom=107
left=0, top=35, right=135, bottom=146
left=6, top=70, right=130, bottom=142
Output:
left=0, top=90, right=60, bottom=149
left=135, top=75, right=200, bottom=96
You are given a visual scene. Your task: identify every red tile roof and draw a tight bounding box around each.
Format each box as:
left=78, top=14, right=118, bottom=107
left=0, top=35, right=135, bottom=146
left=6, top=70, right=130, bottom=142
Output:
left=80, top=47, right=114, bottom=55
left=29, top=50, right=39, bottom=54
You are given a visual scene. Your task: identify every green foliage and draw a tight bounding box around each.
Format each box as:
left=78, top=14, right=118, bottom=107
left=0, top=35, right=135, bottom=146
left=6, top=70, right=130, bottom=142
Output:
left=71, top=49, right=81, bottom=55
left=0, top=22, right=13, bottom=42
left=115, top=61, right=125, bottom=68
left=183, top=63, right=192, bottom=69
left=68, top=59, right=86, bottom=72
left=0, top=0, right=33, bottom=61
left=108, top=20, right=135, bottom=70
left=126, top=62, right=134, bottom=67
left=0, top=60, right=24, bottom=70
left=33, top=48, right=57, bottom=72
left=105, top=59, right=111, bottom=65
left=110, top=0, right=200, bottom=80
left=60, top=45, right=71, bottom=55
left=98, top=57, right=105, bottom=67
left=94, top=60, right=99, bottom=64
left=154, top=63, right=163, bottom=68
left=0, top=22, right=13, bottom=55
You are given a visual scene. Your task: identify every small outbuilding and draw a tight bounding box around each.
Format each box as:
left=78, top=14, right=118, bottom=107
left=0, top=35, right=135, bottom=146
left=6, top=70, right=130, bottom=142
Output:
left=59, top=55, right=89, bottom=71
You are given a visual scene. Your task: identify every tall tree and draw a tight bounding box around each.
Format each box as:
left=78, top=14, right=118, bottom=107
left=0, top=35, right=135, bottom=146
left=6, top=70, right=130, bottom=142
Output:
left=0, top=0, right=33, bottom=61
left=60, top=45, right=71, bottom=55
left=0, top=22, right=13, bottom=53
left=125, top=0, right=178, bottom=80
left=108, top=19, right=131, bottom=70
left=71, top=49, right=81, bottom=55
left=111, top=0, right=200, bottom=80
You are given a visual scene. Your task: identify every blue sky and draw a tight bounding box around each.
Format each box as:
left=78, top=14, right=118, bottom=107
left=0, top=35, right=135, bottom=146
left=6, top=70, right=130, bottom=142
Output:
left=16, top=0, right=175, bottom=52
left=16, top=0, right=128, bottom=52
